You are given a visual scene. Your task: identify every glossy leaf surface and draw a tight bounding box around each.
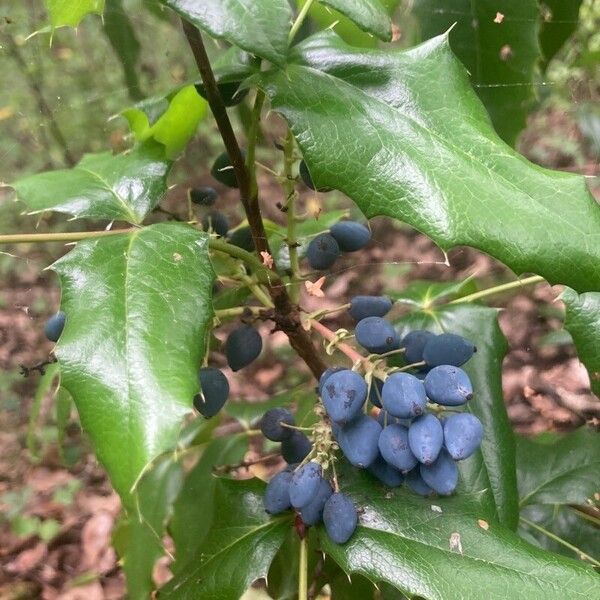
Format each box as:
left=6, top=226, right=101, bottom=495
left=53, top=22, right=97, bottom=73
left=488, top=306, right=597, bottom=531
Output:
left=562, top=288, right=600, bottom=397
left=52, top=224, right=214, bottom=502
left=12, top=143, right=170, bottom=224
left=44, top=0, right=104, bottom=28
left=314, top=0, right=392, bottom=41
left=259, top=32, right=600, bottom=293
left=161, top=0, right=292, bottom=66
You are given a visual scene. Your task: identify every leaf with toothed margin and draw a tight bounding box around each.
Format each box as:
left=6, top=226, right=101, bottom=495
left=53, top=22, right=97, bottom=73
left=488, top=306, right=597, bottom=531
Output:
left=44, top=0, right=104, bottom=28
left=256, top=31, right=600, bottom=293
left=52, top=223, right=214, bottom=505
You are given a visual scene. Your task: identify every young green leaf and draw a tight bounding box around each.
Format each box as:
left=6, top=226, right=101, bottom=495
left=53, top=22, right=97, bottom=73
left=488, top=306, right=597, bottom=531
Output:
left=44, top=0, right=104, bottom=29
left=258, top=31, right=600, bottom=293
left=52, top=223, right=214, bottom=504
left=12, top=142, right=171, bottom=224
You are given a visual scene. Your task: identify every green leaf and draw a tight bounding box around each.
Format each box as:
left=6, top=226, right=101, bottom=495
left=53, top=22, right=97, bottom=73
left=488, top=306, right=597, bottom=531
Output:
left=561, top=288, right=600, bottom=396
left=320, top=468, right=599, bottom=599
left=161, top=478, right=289, bottom=599
left=169, top=434, right=249, bottom=574
left=104, top=0, right=143, bottom=101
left=12, top=143, right=171, bottom=224
left=517, top=428, right=600, bottom=507
left=539, top=0, right=584, bottom=68
left=121, top=87, right=207, bottom=159
left=412, top=0, right=541, bottom=145
left=309, top=0, right=393, bottom=41
left=161, top=0, right=292, bottom=66
left=258, top=31, right=600, bottom=293
left=388, top=278, right=475, bottom=309
left=52, top=223, right=214, bottom=503
left=44, top=0, right=104, bottom=28
left=397, top=303, right=518, bottom=528
left=123, top=456, right=184, bottom=599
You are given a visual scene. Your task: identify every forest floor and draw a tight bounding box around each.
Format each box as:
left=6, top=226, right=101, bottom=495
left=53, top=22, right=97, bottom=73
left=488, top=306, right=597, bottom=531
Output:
left=0, top=108, right=599, bottom=599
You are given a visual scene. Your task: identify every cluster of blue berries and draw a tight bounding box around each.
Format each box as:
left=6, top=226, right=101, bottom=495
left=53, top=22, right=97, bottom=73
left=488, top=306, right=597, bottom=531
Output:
left=307, top=221, right=371, bottom=271
left=262, top=296, right=483, bottom=545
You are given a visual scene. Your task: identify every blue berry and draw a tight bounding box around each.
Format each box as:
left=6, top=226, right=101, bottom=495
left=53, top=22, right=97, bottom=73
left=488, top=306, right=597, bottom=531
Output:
left=424, top=366, right=473, bottom=406
left=355, top=317, right=400, bottom=354
left=402, top=330, right=435, bottom=364
left=443, top=413, right=484, bottom=460
left=307, top=233, right=340, bottom=270
left=378, top=423, right=418, bottom=472
left=290, top=461, right=323, bottom=508
left=405, top=468, right=433, bottom=496
left=225, top=325, right=262, bottom=371
left=202, top=211, right=229, bottom=237
left=228, top=226, right=255, bottom=252
left=420, top=450, right=458, bottom=496
left=330, top=221, right=371, bottom=252
left=300, top=479, right=333, bottom=526
left=368, top=455, right=404, bottom=487
left=196, top=81, right=248, bottom=107
left=349, top=296, right=393, bottom=322
left=318, top=367, right=344, bottom=397
left=264, top=470, right=293, bottom=514
left=376, top=410, right=399, bottom=427
left=382, top=373, right=427, bottom=419
left=423, top=333, right=476, bottom=367
left=323, top=493, right=358, bottom=544
left=408, top=414, right=444, bottom=465
left=260, top=408, right=294, bottom=441
left=321, top=369, right=367, bottom=424
left=368, top=378, right=384, bottom=408
left=211, top=151, right=244, bottom=188
left=188, top=186, right=217, bottom=206
left=337, top=415, right=382, bottom=468
left=281, top=431, right=312, bottom=464
left=44, top=311, right=66, bottom=342
left=194, top=367, right=230, bottom=418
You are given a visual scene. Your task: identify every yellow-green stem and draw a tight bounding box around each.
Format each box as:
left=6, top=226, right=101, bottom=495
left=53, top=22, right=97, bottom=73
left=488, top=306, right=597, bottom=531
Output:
left=450, top=275, right=545, bottom=304
left=289, top=0, right=316, bottom=45
left=298, top=535, right=308, bottom=600
left=284, top=128, right=301, bottom=303
left=246, top=89, right=266, bottom=200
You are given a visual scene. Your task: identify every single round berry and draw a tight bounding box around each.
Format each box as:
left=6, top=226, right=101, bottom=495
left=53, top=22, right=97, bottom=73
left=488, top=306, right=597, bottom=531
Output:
left=299, top=160, right=332, bottom=192
left=264, top=470, right=293, bottom=514
left=422, top=333, right=476, bottom=367
left=211, top=150, right=245, bottom=188
left=225, top=325, right=262, bottom=371
left=402, top=330, right=435, bottom=364
left=195, top=81, right=248, bottom=107
left=188, top=186, right=217, bottom=206
left=330, top=221, right=371, bottom=252
left=260, top=408, right=295, bottom=442
left=194, top=367, right=230, bottom=418
left=337, top=414, right=382, bottom=468
left=318, top=367, right=344, bottom=397
left=424, top=365, right=473, bottom=406
left=382, top=372, right=427, bottom=419
left=229, top=226, right=255, bottom=252
left=281, top=431, right=312, bottom=464
left=300, top=478, right=333, bottom=526
left=202, top=211, right=229, bottom=237
left=368, top=378, right=384, bottom=408
left=323, top=493, right=357, bottom=544
left=355, top=317, right=400, bottom=354
left=321, top=369, right=368, bottom=424
left=368, top=454, right=404, bottom=487
left=420, top=450, right=459, bottom=496
left=307, top=233, right=340, bottom=270
left=378, top=423, right=418, bottom=472
left=443, top=413, right=484, bottom=460
left=405, top=468, right=433, bottom=496
left=349, top=295, right=393, bottom=322
left=290, top=461, right=323, bottom=509
left=44, top=311, right=66, bottom=342
left=408, top=414, right=444, bottom=465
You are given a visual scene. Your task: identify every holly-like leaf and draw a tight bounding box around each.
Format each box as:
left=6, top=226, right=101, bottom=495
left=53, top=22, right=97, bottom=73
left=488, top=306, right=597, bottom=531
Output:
left=169, top=434, right=249, bottom=574
left=44, top=0, right=104, bottom=28
left=12, top=143, right=170, bottom=224
left=161, top=478, right=289, bottom=599
left=161, top=0, right=292, bottom=66
left=561, top=288, right=600, bottom=397
left=412, top=0, right=541, bottom=145
left=121, top=87, right=207, bottom=159
left=539, top=0, right=584, bottom=68
left=52, top=223, right=214, bottom=503
left=320, top=468, right=599, bottom=599
left=388, top=278, right=475, bottom=309
left=257, top=31, right=600, bottom=293
left=313, top=0, right=392, bottom=41
left=397, top=303, right=518, bottom=528
left=517, top=428, right=600, bottom=507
